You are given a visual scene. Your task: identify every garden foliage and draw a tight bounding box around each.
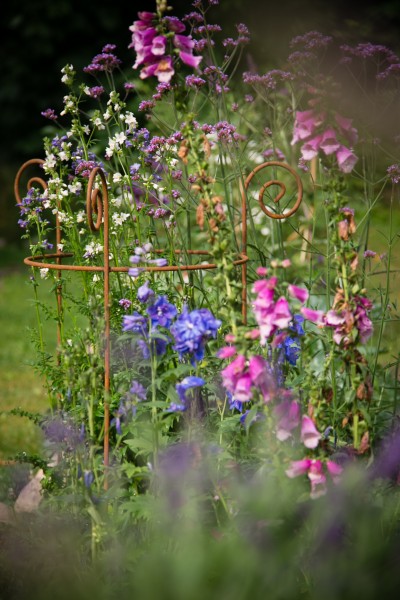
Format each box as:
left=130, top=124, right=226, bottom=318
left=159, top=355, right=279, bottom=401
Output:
left=6, top=0, right=400, bottom=595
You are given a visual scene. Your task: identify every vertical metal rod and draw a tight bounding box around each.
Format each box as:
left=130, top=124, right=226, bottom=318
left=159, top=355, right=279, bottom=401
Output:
left=56, top=212, right=63, bottom=353
left=86, top=167, right=110, bottom=487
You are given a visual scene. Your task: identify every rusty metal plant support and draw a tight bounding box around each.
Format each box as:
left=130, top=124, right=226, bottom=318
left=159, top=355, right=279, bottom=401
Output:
left=14, top=159, right=303, bottom=481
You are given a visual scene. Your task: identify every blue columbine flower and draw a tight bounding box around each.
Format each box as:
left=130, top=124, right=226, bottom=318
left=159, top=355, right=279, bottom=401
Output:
left=171, top=306, right=221, bottom=363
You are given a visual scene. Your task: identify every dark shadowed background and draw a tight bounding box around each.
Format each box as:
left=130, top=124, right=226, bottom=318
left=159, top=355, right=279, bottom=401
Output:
left=1, top=0, right=400, bottom=248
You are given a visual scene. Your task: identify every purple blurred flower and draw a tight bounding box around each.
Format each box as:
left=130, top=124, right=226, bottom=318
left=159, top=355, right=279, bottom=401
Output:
left=130, top=380, right=147, bottom=400
left=83, top=471, right=94, bottom=488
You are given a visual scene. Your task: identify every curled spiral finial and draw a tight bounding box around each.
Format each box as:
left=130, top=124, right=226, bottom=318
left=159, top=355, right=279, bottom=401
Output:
left=86, top=167, right=108, bottom=232
left=14, top=159, right=47, bottom=204
left=244, top=161, right=303, bottom=220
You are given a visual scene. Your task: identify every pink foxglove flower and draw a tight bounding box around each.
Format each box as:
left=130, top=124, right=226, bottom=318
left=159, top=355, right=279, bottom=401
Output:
left=300, top=307, right=325, bottom=325
left=326, top=460, right=343, bottom=483
left=286, top=459, right=327, bottom=499
left=275, top=399, right=301, bottom=441
left=140, top=56, right=175, bottom=83
left=291, top=110, right=324, bottom=144
left=320, top=128, right=341, bottom=155
left=300, top=135, right=323, bottom=160
left=335, top=113, right=358, bottom=145
left=216, top=345, right=237, bottom=359
left=336, top=145, right=358, bottom=173
left=234, top=373, right=253, bottom=402
left=288, top=284, right=309, bottom=304
left=179, top=51, right=202, bottom=69
left=151, top=35, right=167, bottom=56
left=300, top=415, right=321, bottom=449
left=286, top=458, right=312, bottom=478
left=307, top=460, right=327, bottom=499
left=248, top=355, right=275, bottom=402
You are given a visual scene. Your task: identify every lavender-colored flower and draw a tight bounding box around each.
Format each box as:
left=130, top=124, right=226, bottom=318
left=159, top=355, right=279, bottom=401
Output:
left=83, top=48, right=121, bottom=74
left=290, top=31, right=333, bottom=51
left=146, top=258, right=168, bottom=267
left=171, top=306, right=221, bottom=363
left=363, top=250, right=376, bottom=258
left=137, top=334, right=169, bottom=359
left=119, top=298, right=132, bottom=310
left=387, top=163, right=400, bottom=184
left=128, top=267, right=145, bottom=278
left=137, top=280, right=155, bottom=303
left=130, top=380, right=147, bottom=400
left=122, top=311, right=147, bottom=334
left=41, top=108, right=58, bottom=120
left=147, top=295, right=177, bottom=328
left=185, top=74, right=206, bottom=88
left=87, top=86, right=105, bottom=98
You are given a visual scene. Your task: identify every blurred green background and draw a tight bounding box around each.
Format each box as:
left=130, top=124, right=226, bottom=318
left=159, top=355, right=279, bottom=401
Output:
left=1, top=0, right=399, bottom=460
